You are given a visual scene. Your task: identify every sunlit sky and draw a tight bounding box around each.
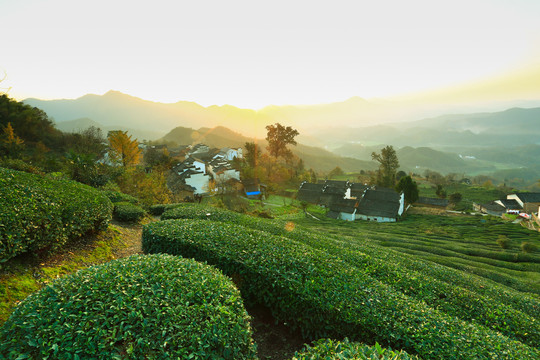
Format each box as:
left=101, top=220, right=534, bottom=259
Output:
left=1, top=0, right=540, bottom=109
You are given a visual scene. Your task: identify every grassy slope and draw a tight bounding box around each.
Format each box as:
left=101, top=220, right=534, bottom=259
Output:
left=0, top=225, right=128, bottom=323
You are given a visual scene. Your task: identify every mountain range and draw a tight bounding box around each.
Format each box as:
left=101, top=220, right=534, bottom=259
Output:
left=23, top=91, right=540, bottom=186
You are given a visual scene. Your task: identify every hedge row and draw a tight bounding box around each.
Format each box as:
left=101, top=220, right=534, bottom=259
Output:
left=113, top=202, right=146, bottom=223
left=0, top=254, right=257, bottom=359
left=101, top=190, right=140, bottom=205
left=149, top=203, right=186, bottom=216
left=160, top=205, right=540, bottom=346
left=292, top=339, right=420, bottom=359
left=161, top=204, right=242, bottom=222
left=0, top=167, right=113, bottom=262
left=142, top=219, right=539, bottom=359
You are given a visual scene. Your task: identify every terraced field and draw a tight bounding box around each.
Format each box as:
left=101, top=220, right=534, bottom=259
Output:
left=142, top=204, right=540, bottom=359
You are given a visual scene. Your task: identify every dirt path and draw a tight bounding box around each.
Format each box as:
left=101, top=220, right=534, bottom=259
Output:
left=112, top=221, right=144, bottom=258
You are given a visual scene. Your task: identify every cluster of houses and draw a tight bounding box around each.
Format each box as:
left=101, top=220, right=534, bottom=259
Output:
left=297, top=180, right=405, bottom=222
left=474, top=193, right=540, bottom=218
left=171, top=144, right=244, bottom=195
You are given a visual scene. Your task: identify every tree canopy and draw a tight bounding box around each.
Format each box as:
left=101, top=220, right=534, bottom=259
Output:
left=396, top=175, right=419, bottom=205
left=107, top=130, right=141, bottom=167
left=371, top=145, right=399, bottom=187
left=265, top=123, right=299, bottom=159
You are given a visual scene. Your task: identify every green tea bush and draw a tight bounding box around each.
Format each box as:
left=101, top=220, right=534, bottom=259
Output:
left=161, top=204, right=242, bottom=222
left=521, top=242, right=538, bottom=253
left=292, top=339, right=420, bottom=359
left=0, top=254, right=257, bottom=359
left=101, top=190, right=140, bottom=205
left=148, top=203, right=185, bottom=216
left=497, top=235, right=511, bottom=249
left=0, top=167, right=113, bottom=262
left=143, top=219, right=539, bottom=359
left=113, top=202, right=146, bottom=223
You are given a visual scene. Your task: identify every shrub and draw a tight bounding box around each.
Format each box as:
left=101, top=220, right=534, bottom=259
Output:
left=101, top=190, right=140, bottom=205
left=0, top=158, right=44, bottom=175
left=497, top=235, right=511, bottom=249
left=142, top=219, right=539, bottom=360
left=521, top=242, right=538, bottom=253
left=0, top=254, right=257, bottom=359
left=0, top=167, right=113, bottom=262
left=113, top=202, right=146, bottom=223
left=148, top=203, right=185, bottom=216
left=161, top=204, right=241, bottom=222
left=293, top=338, right=420, bottom=359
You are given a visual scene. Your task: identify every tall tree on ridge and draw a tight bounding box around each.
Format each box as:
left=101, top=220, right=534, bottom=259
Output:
left=107, top=130, right=141, bottom=167
left=371, top=145, right=399, bottom=188
left=265, top=123, right=299, bottom=159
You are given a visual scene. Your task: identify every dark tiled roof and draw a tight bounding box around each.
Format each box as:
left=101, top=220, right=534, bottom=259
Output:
left=416, top=197, right=449, bottom=207
left=480, top=201, right=506, bottom=213
left=513, top=193, right=540, bottom=203
left=328, top=198, right=359, bottom=213
left=497, top=199, right=521, bottom=210
left=324, top=180, right=349, bottom=189
left=356, top=189, right=401, bottom=218
left=300, top=182, right=325, bottom=192
left=297, top=190, right=321, bottom=204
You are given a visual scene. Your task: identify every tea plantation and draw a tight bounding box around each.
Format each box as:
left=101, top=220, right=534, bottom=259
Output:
left=144, top=204, right=539, bottom=359
left=0, top=168, right=113, bottom=262
left=2, top=193, right=539, bottom=358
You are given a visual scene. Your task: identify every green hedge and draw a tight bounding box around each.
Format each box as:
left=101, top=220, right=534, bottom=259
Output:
left=101, top=190, right=140, bottom=205
left=0, top=167, right=113, bottom=262
left=292, top=339, right=420, bottom=359
left=113, top=202, right=146, bottom=223
left=160, top=205, right=540, bottom=347
left=142, top=219, right=539, bottom=360
left=149, top=203, right=185, bottom=216
left=161, top=204, right=241, bottom=222
left=0, top=254, right=257, bottom=359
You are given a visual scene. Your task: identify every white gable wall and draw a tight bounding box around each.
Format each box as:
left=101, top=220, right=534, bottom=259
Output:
left=185, top=173, right=211, bottom=194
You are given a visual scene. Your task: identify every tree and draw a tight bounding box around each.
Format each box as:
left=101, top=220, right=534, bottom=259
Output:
left=265, top=123, right=299, bottom=159
left=435, top=184, right=447, bottom=199
left=328, top=166, right=344, bottom=179
left=371, top=145, right=400, bottom=187
left=0, top=122, right=24, bottom=158
left=107, top=130, right=141, bottom=167
left=244, top=141, right=261, bottom=167
left=396, top=175, right=419, bottom=205
left=449, top=192, right=462, bottom=204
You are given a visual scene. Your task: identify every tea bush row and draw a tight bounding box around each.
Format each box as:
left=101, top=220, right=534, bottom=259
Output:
left=161, top=204, right=540, bottom=342
left=0, top=254, right=257, bottom=359
left=112, top=202, right=146, bottom=223
left=143, top=219, right=539, bottom=359
left=0, top=167, right=113, bottom=262
left=148, top=203, right=186, bottom=216
left=292, top=339, right=420, bottom=360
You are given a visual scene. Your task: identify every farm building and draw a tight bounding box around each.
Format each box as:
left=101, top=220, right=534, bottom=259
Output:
left=506, top=193, right=540, bottom=213
left=415, top=197, right=449, bottom=209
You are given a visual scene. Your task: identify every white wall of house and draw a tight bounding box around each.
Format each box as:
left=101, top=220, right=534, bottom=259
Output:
left=355, top=214, right=396, bottom=222
left=398, top=193, right=405, bottom=216
left=185, top=173, right=211, bottom=194
left=339, top=211, right=356, bottom=221
left=193, top=160, right=206, bottom=173
left=215, top=169, right=240, bottom=182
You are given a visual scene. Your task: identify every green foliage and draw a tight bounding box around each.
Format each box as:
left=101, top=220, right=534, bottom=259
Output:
left=372, top=145, right=400, bottom=187
left=292, top=339, right=420, bottom=359
left=497, top=235, right=511, bottom=249
left=448, top=192, right=463, bottom=204
left=161, top=204, right=241, bottom=222
left=0, top=167, right=113, bottom=262
left=328, top=166, right=344, bottom=179
left=265, top=123, right=299, bottom=159
left=148, top=203, right=186, bottom=216
left=157, top=205, right=540, bottom=348
left=0, top=254, right=257, bottom=359
left=0, top=158, right=44, bottom=175
left=101, top=190, right=140, bottom=204
left=113, top=202, right=146, bottom=223
left=395, top=176, right=419, bottom=204
left=521, top=242, right=538, bottom=253
left=143, top=218, right=539, bottom=359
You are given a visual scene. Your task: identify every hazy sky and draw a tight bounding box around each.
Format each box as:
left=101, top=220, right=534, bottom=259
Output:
left=2, top=0, right=540, bottom=108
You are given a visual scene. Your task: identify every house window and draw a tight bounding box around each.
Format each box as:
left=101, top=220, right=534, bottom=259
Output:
left=374, top=218, right=377, bottom=221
